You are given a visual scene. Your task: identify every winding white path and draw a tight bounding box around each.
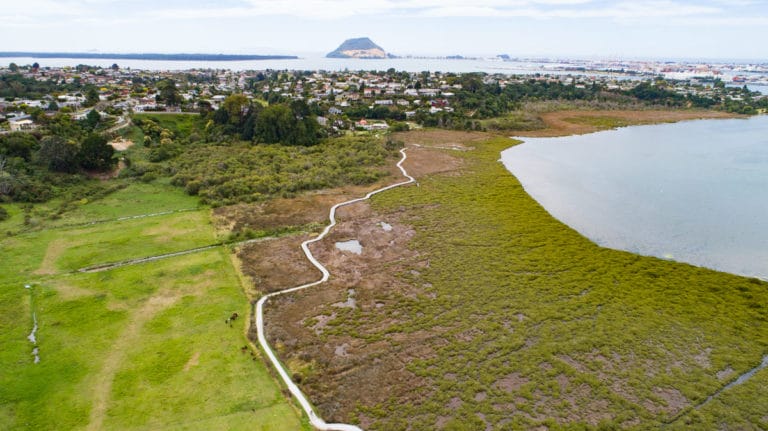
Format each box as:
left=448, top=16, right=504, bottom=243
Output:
left=255, top=148, right=415, bottom=431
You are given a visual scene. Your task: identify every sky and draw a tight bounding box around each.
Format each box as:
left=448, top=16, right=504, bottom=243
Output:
left=2, top=0, right=768, bottom=61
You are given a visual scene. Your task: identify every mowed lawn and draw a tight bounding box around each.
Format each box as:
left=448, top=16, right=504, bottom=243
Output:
left=0, top=185, right=305, bottom=430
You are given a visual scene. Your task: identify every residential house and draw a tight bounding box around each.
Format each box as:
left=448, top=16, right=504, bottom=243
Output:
left=9, top=117, right=35, bottom=132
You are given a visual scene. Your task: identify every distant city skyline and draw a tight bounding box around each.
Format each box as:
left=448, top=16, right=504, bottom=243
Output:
left=3, top=0, right=768, bottom=61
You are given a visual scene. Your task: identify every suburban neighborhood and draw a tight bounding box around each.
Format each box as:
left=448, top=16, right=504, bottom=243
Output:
left=2, top=60, right=766, bottom=135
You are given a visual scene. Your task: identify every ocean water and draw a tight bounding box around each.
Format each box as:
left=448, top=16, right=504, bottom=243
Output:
left=501, top=115, right=768, bottom=279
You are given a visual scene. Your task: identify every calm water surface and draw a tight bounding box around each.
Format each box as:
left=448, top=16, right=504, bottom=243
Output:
left=501, top=116, right=768, bottom=279
left=0, top=56, right=644, bottom=80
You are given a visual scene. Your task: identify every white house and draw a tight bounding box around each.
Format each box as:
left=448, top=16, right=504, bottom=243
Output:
left=9, top=118, right=36, bottom=132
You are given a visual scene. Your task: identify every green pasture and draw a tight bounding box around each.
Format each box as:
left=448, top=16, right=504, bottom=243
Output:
left=0, top=183, right=304, bottom=430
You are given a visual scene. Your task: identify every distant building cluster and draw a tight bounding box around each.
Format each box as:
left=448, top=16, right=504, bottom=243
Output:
left=1, top=59, right=766, bottom=133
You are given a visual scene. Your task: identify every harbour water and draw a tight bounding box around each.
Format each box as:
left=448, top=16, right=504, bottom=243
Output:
left=0, top=55, right=611, bottom=74
left=501, top=116, right=768, bottom=280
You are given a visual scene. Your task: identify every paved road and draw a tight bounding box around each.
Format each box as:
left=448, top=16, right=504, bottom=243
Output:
left=255, top=148, right=415, bottom=431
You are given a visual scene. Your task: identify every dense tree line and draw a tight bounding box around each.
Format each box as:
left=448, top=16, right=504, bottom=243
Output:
left=0, top=73, right=84, bottom=99
left=407, top=74, right=768, bottom=130
left=0, top=113, right=116, bottom=202
left=205, top=95, right=323, bottom=145
left=449, top=74, right=607, bottom=119
left=629, top=80, right=767, bottom=114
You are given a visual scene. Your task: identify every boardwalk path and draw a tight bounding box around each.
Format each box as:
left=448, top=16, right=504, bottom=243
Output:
left=255, top=148, right=415, bottom=431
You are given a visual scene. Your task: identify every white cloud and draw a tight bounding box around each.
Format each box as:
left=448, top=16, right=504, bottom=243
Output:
left=141, top=0, right=736, bottom=21
left=3, top=0, right=87, bottom=16
left=4, top=0, right=768, bottom=30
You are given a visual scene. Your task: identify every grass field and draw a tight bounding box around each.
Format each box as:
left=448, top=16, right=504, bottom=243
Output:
left=1, top=180, right=201, bottom=235
left=327, top=134, right=768, bottom=429
left=0, top=185, right=305, bottom=430
left=132, top=113, right=204, bottom=138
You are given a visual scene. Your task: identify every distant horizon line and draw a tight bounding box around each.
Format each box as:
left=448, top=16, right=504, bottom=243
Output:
left=1, top=50, right=766, bottom=65
left=0, top=52, right=299, bottom=61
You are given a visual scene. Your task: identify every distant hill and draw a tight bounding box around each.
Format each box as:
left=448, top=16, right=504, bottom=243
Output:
left=0, top=52, right=298, bottom=61
left=326, top=38, right=387, bottom=59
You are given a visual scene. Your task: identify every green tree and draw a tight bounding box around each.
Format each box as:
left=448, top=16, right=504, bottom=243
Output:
left=78, top=134, right=115, bottom=171
left=157, top=79, right=181, bottom=106
left=38, top=136, right=79, bottom=173
left=84, top=86, right=100, bottom=107
left=254, top=104, right=293, bottom=144
left=8, top=63, right=18, bottom=72
left=221, top=94, right=249, bottom=125
left=254, top=104, right=321, bottom=146
left=0, top=133, right=39, bottom=161
left=84, top=109, right=101, bottom=130
left=0, top=156, right=14, bottom=197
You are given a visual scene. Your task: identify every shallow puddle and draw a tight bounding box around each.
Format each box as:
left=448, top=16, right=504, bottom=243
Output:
left=335, top=239, right=362, bottom=255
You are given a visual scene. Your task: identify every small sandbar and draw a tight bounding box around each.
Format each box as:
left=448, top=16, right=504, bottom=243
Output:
left=335, top=239, right=362, bottom=255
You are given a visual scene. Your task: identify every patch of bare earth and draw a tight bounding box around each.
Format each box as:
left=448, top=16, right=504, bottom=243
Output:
left=50, top=281, right=93, bottom=300
left=515, top=109, right=740, bottom=137
left=647, top=387, right=689, bottom=416
left=183, top=351, right=201, bottom=371
left=494, top=372, right=530, bottom=393
left=238, top=234, right=318, bottom=295
left=108, top=138, right=135, bottom=151
left=85, top=159, right=127, bottom=180
left=34, top=238, right=70, bottom=275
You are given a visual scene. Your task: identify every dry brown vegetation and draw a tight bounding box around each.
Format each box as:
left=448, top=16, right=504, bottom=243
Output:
left=516, top=109, right=739, bottom=137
